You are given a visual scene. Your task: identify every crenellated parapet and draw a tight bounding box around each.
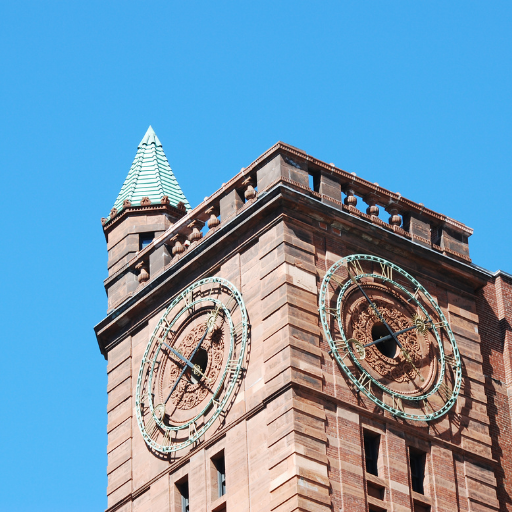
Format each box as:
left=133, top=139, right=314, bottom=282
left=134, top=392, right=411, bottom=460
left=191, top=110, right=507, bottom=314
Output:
left=102, top=141, right=474, bottom=312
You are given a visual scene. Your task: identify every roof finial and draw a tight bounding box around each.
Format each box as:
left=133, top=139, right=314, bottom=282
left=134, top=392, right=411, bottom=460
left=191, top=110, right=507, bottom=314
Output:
left=139, top=125, right=162, bottom=147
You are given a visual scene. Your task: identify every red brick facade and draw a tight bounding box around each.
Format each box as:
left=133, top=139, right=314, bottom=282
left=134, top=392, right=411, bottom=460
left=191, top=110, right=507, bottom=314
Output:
left=96, top=143, right=512, bottom=512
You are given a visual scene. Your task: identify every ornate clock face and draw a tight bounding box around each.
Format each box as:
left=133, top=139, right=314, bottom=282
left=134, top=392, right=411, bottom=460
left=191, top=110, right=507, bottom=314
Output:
left=319, top=254, right=462, bottom=422
left=135, top=277, right=248, bottom=453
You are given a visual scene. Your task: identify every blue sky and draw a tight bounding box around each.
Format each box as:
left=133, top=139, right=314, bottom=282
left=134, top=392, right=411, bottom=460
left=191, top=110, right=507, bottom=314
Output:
left=1, top=2, right=511, bottom=510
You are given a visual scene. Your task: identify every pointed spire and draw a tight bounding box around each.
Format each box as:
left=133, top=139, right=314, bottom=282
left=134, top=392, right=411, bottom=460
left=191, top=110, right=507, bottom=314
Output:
left=139, top=125, right=162, bottom=147
left=109, top=126, right=191, bottom=219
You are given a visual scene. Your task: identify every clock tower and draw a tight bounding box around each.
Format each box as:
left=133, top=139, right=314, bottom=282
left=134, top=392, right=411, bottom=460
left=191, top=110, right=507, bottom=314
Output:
left=96, top=129, right=512, bottom=512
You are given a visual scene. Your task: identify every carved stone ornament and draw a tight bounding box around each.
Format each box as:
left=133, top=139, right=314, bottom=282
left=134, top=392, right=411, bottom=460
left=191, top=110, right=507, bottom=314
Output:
left=350, top=299, right=423, bottom=384
left=109, top=207, right=118, bottom=218
left=243, top=177, right=257, bottom=200
left=171, top=238, right=185, bottom=255
left=101, top=217, right=108, bottom=225
left=160, top=195, right=170, bottom=204
left=387, top=206, right=402, bottom=227
left=176, top=201, right=186, bottom=211
left=206, top=206, right=220, bottom=229
left=187, top=220, right=204, bottom=243
left=340, top=284, right=435, bottom=396
left=140, top=197, right=151, bottom=206
left=135, top=261, right=149, bottom=283
left=122, top=199, right=132, bottom=208
left=344, top=189, right=358, bottom=208
left=364, top=195, right=379, bottom=217
left=161, top=325, right=225, bottom=410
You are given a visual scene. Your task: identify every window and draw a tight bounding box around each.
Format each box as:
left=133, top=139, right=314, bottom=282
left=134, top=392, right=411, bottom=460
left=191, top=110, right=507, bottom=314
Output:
left=409, top=449, right=426, bottom=494
left=139, top=232, right=154, bottom=250
left=212, top=451, right=226, bottom=498
left=176, top=480, right=189, bottom=512
left=363, top=431, right=380, bottom=476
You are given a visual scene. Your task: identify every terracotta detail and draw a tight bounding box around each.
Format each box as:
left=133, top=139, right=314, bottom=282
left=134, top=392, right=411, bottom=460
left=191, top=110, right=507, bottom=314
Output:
left=344, top=188, right=358, bottom=208
left=187, top=220, right=203, bottom=242
left=207, top=213, right=220, bottom=229
left=349, top=299, right=426, bottom=386
left=162, top=324, right=224, bottom=411
left=205, top=206, right=220, bottom=230
left=140, top=197, right=151, bottom=206
left=243, top=177, right=257, bottom=200
left=135, top=261, right=149, bottom=283
left=364, top=195, right=380, bottom=217
left=387, top=205, right=402, bottom=227
left=171, top=237, right=185, bottom=256
left=160, top=195, right=170, bottom=205
left=122, top=199, right=132, bottom=208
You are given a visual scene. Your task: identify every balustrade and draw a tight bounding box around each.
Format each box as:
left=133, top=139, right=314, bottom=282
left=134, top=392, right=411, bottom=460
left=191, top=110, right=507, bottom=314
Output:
left=108, top=144, right=472, bottom=296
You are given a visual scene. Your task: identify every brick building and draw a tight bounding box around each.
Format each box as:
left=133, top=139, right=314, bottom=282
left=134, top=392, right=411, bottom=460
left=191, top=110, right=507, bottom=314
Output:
left=95, top=127, right=512, bottom=512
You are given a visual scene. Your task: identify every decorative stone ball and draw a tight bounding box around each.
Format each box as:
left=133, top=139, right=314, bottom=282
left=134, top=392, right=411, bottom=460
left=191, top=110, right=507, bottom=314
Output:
left=367, top=204, right=379, bottom=216
left=172, top=240, right=185, bottom=255
left=245, top=184, right=256, bottom=200
left=344, top=190, right=357, bottom=207
left=207, top=214, right=220, bottom=229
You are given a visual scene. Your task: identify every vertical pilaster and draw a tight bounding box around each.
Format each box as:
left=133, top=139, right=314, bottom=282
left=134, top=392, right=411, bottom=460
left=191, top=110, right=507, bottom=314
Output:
left=189, top=450, right=207, bottom=512
left=386, top=429, right=411, bottom=512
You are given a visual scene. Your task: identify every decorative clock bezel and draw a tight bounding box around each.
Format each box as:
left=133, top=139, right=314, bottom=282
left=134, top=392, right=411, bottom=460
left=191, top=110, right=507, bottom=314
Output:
left=135, top=276, right=248, bottom=453
left=319, top=253, right=462, bottom=422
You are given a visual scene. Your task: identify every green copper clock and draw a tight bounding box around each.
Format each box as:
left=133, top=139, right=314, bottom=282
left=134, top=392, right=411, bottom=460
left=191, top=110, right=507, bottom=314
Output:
left=135, top=276, right=248, bottom=453
left=319, top=254, right=462, bottom=422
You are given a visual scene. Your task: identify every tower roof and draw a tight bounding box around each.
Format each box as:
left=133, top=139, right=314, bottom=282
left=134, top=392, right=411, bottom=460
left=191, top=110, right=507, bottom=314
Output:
left=109, top=126, right=190, bottom=217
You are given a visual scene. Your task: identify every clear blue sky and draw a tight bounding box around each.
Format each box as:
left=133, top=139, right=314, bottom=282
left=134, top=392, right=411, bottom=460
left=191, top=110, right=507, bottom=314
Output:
left=1, top=2, right=510, bottom=510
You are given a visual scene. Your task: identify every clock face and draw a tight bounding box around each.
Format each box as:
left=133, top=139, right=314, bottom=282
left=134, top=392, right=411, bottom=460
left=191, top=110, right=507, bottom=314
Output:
left=319, top=254, right=462, bottom=422
left=135, top=277, right=248, bottom=453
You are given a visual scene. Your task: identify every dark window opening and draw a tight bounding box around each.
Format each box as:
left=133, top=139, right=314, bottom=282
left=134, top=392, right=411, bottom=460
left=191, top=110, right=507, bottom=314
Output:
left=410, top=449, right=426, bottom=494
left=431, top=226, right=442, bottom=246
left=177, top=480, right=189, bottom=512
left=308, top=171, right=320, bottom=192
left=363, top=431, right=380, bottom=476
left=372, top=323, right=397, bottom=359
left=213, top=452, right=226, bottom=498
left=140, top=232, right=154, bottom=250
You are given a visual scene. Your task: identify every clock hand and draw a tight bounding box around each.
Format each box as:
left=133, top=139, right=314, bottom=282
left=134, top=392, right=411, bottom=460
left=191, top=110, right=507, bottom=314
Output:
left=162, top=342, right=196, bottom=370
left=164, top=308, right=218, bottom=405
left=363, top=322, right=428, bottom=348
left=162, top=342, right=215, bottom=386
left=399, top=346, right=424, bottom=382
left=347, top=268, right=403, bottom=350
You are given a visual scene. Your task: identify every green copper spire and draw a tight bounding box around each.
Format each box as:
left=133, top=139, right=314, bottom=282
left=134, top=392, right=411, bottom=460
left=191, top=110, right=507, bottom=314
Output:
left=110, top=126, right=191, bottom=216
